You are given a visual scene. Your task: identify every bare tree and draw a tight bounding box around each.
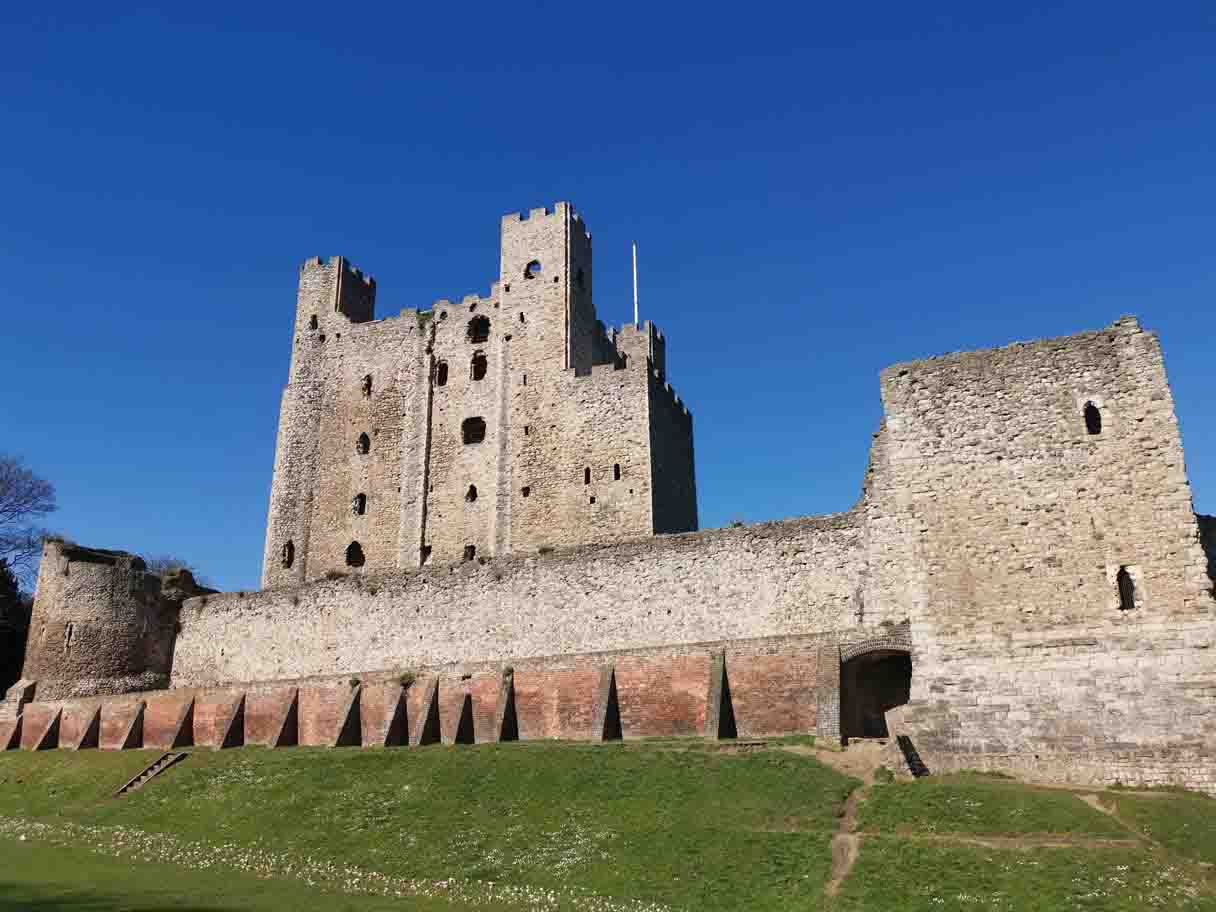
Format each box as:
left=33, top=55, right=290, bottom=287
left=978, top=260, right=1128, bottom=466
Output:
left=0, top=454, right=57, bottom=584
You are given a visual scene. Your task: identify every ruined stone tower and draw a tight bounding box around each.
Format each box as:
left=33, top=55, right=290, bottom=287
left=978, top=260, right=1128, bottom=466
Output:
left=261, top=203, right=697, bottom=587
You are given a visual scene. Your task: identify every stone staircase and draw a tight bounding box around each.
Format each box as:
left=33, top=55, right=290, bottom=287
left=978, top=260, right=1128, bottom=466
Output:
left=113, top=751, right=188, bottom=798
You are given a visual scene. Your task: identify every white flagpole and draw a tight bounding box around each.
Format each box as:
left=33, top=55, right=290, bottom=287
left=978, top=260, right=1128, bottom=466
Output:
left=632, top=241, right=639, bottom=326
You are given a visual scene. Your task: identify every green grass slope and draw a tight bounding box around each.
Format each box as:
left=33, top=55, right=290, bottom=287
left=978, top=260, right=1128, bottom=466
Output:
left=0, top=745, right=1213, bottom=910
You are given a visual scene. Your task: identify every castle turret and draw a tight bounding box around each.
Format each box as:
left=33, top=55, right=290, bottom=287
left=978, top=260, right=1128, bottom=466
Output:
left=18, top=540, right=210, bottom=700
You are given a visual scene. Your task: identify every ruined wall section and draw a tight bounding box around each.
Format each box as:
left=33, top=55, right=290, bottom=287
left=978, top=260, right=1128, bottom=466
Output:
left=23, top=541, right=204, bottom=700
left=422, top=294, right=504, bottom=565
left=647, top=354, right=697, bottom=534
left=262, top=257, right=379, bottom=586
left=173, top=515, right=865, bottom=687
left=509, top=357, right=654, bottom=553
left=870, top=318, right=1215, bottom=763
left=304, top=312, right=424, bottom=580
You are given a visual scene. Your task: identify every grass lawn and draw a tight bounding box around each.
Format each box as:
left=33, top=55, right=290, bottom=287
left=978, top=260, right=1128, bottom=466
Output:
left=836, top=836, right=1216, bottom=912
left=0, top=837, right=458, bottom=912
left=0, top=743, right=855, bottom=911
left=857, top=773, right=1130, bottom=837
left=1100, top=789, right=1216, bottom=864
left=1, top=744, right=1213, bottom=910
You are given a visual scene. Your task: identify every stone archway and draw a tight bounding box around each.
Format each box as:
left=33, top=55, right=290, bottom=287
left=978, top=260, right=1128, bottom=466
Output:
left=839, top=646, right=911, bottom=741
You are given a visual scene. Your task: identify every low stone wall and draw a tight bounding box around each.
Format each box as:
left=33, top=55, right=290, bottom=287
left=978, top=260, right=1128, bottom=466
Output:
left=925, top=745, right=1216, bottom=795
left=173, top=515, right=865, bottom=689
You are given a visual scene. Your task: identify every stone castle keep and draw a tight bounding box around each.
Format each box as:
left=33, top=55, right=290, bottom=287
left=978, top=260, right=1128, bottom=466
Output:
left=3, top=203, right=1214, bottom=794
left=263, top=202, right=695, bottom=586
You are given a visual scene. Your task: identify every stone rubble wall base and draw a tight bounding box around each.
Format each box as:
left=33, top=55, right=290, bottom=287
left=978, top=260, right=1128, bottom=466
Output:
left=923, top=746, right=1216, bottom=795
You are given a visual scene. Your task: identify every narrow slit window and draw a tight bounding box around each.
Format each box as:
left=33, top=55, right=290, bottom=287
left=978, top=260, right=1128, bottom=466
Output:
left=471, top=352, right=488, bottom=381
left=1117, top=566, right=1136, bottom=610
left=346, top=541, right=365, bottom=568
left=361, top=374, right=373, bottom=397
left=584, top=467, right=591, bottom=485
left=435, top=361, right=449, bottom=387
left=613, top=463, right=621, bottom=481
left=309, top=315, right=318, bottom=330
left=352, top=493, right=367, bottom=515
left=1084, top=401, right=1102, bottom=435
left=281, top=540, right=295, bottom=569
left=521, top=486, right=530, bottom=498
left=356, top=432, right=371, bottom=455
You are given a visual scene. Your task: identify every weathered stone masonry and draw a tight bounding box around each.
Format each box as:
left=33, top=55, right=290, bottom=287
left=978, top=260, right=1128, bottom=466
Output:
left=4, top=203, right=1214, bottom=795
left=260, top=203, right=697, bottom=586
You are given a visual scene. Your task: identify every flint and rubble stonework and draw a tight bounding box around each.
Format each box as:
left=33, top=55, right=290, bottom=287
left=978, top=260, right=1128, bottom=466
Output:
left=19, top=541, right=209, bottom=701
left=4, top=203, right=1214, bottom=795
left=260, top=203, right=696, bottom=586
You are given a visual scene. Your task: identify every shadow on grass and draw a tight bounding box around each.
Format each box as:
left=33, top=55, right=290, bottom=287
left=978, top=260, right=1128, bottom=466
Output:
left=0, top=884, right=230, bottom=912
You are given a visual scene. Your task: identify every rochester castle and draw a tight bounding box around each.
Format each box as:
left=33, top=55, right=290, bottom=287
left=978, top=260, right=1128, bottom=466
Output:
left=3, top=203, right=1215, bottom=794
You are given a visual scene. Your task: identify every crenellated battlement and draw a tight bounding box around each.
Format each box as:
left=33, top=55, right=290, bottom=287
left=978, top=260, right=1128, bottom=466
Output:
left=299, top=255, right=376, bottom=290
left=501, top=201, right=591, bottom=240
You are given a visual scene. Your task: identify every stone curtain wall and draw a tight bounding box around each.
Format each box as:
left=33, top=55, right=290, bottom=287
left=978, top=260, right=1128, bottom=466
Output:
left=870, top=318, right=1216, bottom=773
left=175, top=515, right=864, bottom=688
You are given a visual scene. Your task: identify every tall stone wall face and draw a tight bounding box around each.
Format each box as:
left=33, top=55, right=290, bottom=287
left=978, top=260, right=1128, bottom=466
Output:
left=648, top=362, right=697, bottom=534
left=21, top=542, right=180, bottom=700
left=174, top=515, right=864, bottom=688
left=260, top=204, right=698, bottom=583
left=868, top=318, right=1216, bottom=766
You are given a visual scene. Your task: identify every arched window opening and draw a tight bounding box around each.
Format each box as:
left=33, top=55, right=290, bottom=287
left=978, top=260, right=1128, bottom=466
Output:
left=467, top=315, right=490, bottom=343
left=524, top=259, right=542, bottom=279
left=281, top=540, right=295, bottom=569
left=345, top=541, right=365, bottom=568
left=1084, top=401, right=1102, bottom=435
left=309, top=315, right=318, bottom=330
left=1117, top=566, right=1136, bottom=611
left=462, top=417, right=487, bottom=445
left=584, top=467, right=591, bottom=485
left=471, top=352, right=488, bottom=381
left=361, top=374, right=373, bottom=397
left=352, top=493, right=367, bottom=515
left=613, top=463, right=621, bottom=481
left=435, top=360, right=449, bottom=387
left=356, top=433, right=371, bottom=455
left=462, top=544, right=476, bottom=561
left=465, top=484, right=478, bottom=503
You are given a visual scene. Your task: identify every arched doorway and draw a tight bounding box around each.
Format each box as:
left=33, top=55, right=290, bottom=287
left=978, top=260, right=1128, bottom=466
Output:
left=840, top=648, right=911, bottom=741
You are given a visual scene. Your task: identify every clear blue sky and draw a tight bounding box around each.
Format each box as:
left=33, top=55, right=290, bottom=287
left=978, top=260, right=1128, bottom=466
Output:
left=2, top=4, right=1213, bottom=592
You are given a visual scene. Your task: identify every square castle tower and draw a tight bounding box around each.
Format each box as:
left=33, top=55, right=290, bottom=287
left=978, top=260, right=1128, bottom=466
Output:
left=261, top=203, right=697, bottom=586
